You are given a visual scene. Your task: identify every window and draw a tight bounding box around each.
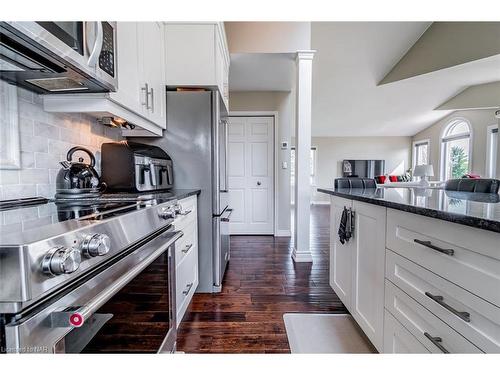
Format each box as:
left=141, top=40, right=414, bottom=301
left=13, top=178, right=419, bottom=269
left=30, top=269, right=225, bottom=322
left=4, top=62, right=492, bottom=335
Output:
left=440, top=119, right=472, bottom=180
left=486, top=125, right=498, bottom=178
left=412, top=139, right=430, bottom=169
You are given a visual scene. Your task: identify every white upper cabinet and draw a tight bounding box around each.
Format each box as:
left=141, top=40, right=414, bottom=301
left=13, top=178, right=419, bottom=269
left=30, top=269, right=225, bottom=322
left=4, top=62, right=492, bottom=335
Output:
left=43, top=22, right=166, bottom=137
left=137, top=22, right=166, bottom=127
left=164, top=22, right=230, bottom=111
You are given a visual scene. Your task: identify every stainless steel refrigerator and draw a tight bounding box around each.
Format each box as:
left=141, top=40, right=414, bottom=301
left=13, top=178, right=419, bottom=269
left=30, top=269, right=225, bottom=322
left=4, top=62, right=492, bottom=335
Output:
left=143, top=90, right=230, bottom=292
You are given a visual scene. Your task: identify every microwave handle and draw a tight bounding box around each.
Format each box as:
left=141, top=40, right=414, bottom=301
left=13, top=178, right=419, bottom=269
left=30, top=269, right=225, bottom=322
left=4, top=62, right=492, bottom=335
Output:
left=86, top=21, right=103, bottom=68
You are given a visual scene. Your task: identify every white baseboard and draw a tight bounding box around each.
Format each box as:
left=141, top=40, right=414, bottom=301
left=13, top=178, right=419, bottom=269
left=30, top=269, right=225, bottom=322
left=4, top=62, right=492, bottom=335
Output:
left=291, top=248, right=313, bottom=263
left=275, top=229, right=292, bottom=237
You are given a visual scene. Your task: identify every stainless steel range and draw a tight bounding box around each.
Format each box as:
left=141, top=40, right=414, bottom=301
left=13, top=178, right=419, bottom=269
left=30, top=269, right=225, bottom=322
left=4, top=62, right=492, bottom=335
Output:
left=0, top=194, right=184, bottom=354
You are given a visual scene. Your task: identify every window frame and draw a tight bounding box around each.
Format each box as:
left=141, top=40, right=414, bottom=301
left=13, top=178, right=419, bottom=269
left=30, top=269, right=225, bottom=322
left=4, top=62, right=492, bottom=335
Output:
left=412, top=138, right=430, bottom=170
left=439, top=118, right=473, bottom=181
left=485, top=124, right=498, bottom=178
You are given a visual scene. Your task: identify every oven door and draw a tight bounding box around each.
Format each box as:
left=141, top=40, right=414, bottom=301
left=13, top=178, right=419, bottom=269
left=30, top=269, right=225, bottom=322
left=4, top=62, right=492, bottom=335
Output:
left=3, top=229, right=181, bottom=354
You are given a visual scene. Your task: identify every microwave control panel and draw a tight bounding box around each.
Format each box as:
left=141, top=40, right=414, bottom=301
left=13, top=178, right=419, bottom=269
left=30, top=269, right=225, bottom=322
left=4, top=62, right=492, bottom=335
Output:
left=99, top=22, right=115, bottom=78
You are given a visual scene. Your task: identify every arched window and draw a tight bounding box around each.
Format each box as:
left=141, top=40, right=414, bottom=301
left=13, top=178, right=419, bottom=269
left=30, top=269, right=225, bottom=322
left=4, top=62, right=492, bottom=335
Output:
left=440, top=119, right=472, bottom=180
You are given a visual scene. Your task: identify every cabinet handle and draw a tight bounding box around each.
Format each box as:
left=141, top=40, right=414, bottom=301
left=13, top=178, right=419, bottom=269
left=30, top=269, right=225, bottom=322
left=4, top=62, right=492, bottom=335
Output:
left=182, top=282, right=194, bottom=295
left=141, top=83, right=149, bottom=108
left=413, top=239, right=454, bottom=256
left=424, top=332, right=449, bottom=353
left=181, top=244, right=193, bottom=254
left=148, top=87, right=154, bottom=112
left=425, top=292, right=471, bottom=322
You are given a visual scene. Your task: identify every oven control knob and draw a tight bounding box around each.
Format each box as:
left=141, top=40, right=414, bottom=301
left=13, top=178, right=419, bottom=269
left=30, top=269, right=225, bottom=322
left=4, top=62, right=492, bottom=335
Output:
left=159, top=207, right=176, bottom=220
left=42, top=247, right=81, bottom=276
left=81, top=233, right=111, bottom=257
left=173, top=203, right=183, bottom=214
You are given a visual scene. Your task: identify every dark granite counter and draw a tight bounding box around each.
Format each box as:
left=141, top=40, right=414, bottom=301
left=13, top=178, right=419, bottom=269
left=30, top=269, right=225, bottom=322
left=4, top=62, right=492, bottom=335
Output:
left=317, top=187, right=500, bottom=233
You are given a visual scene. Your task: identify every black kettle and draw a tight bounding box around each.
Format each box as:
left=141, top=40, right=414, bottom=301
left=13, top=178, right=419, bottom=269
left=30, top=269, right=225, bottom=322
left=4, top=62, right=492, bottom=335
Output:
left=56, top=147, right=106, bottom=196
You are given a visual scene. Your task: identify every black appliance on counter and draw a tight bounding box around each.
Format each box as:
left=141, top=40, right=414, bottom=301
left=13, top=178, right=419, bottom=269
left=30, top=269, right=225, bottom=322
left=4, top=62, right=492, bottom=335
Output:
left=342, top=159, right=385, bottom=179
left=101, top=141, right=174, bottom=192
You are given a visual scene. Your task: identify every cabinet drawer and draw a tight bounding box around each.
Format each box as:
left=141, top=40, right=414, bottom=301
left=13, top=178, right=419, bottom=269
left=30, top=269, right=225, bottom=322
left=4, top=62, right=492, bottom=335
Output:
left=175, top=243, right=198, bottom=326
left=174, top=196, right=197, bottom=231
left=175, top=220, right=197, bottom=267
left=386, top=209, right=500, bottom=307
left=386, top=249, right=500, bottom=353
left=385, top=281, right=482, bottom=353
left=384, top=310, right=430, bottom=353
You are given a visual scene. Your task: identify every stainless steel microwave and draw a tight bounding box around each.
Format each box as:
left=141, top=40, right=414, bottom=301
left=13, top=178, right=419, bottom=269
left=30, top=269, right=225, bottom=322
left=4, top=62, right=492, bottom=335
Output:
left=0, top=21, right=117, bottom=93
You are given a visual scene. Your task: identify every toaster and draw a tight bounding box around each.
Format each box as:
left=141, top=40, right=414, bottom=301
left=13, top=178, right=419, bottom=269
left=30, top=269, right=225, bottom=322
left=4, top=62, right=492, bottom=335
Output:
left=101, top=141, right=173, bottom=192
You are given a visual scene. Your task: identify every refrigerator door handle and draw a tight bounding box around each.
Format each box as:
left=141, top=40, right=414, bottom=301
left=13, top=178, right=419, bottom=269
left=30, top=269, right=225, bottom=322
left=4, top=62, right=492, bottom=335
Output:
left=224, top=119, right=229, bottom=193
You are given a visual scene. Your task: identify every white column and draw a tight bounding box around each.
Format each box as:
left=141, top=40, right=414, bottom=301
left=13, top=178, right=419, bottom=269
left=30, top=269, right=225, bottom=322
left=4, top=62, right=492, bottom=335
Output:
left=292, top=50, right=315, bottom=263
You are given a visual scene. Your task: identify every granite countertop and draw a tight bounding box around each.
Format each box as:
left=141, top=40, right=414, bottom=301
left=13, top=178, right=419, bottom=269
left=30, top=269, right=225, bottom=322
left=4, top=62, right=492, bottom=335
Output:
left=317, top=187, right=500, bottom=233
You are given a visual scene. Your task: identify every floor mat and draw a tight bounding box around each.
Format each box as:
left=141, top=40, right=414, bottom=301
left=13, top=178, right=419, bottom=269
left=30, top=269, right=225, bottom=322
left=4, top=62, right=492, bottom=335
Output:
left=283, top=313, right=376, bottom=353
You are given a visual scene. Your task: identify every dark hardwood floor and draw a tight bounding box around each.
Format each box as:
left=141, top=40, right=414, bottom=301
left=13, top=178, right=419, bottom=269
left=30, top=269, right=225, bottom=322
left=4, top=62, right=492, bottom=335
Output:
left=176, top=205, right=348, bottom=353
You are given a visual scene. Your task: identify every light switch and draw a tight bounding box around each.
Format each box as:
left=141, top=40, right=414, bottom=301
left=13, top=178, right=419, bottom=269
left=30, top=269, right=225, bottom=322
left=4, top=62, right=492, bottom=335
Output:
left=282, top=161, right=288, bottom=169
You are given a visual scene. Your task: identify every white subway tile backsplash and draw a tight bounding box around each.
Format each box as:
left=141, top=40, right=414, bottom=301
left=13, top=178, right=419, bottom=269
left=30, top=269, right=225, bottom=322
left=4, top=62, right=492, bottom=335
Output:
left=21, top=152, right=35, bottom=169
left=3, top=184, right=37, bottom=200
left=0, top=170, right=20, bottom=185
left=36, top=184, right=56, bottom=199
left=0, top=86, right=123, bottom=200
left=34, top=121, right=60, bottom=140
left=35, top=152, right=60, bottom=169
left=60, top=127, right=81, bottom=144
left=19, top=117, right=34, bottom=135
left=20, top=134, right=49, bottom=153
left=20, top=169, right=49, bottom=184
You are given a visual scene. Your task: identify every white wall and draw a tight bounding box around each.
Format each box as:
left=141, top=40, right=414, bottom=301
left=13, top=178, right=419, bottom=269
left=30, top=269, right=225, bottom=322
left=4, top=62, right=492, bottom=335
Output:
left=311, top=136, right=412, bottom=203
left=225, top=22, right=311, bottom=53
left=412, top=109, right=498, bottom=179
left=229, top=90, right=295, bottom=235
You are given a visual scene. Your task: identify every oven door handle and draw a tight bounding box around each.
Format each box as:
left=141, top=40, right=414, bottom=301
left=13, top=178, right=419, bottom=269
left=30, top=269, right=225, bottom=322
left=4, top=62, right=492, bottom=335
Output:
left=51, top=230, right=183, bottom=328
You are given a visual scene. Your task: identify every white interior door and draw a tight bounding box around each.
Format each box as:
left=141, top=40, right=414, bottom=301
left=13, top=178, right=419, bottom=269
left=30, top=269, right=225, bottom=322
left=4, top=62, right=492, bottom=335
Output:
left=227, top=116, right=274, bottom=235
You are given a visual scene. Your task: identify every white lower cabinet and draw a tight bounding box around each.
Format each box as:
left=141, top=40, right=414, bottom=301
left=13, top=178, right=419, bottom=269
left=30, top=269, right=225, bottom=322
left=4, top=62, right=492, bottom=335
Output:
left=384, top=310, right=430, bottom=353
left=329, top=197, right=386, bottom=352
left=328, top=195, right=499, bottom=354
left=350, top=200, right=386, bottom=351
left=329, top=196, right=353, bottom=309
left=173, top=196, right=199, bottom=326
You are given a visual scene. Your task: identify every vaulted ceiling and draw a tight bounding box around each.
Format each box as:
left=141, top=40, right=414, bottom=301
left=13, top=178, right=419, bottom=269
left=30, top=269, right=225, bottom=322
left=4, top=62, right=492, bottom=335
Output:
left=311, top=22, right=500, bottom=136
left=227, top=22, right=500, bottom=137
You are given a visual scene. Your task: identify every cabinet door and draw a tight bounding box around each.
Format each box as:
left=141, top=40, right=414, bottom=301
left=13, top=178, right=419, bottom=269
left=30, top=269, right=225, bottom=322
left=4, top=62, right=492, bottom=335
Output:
left=351, top=200, right=386, bottom=351
left=139, top=22, right=166, bottom=128
left=109, top=22, right=143, bottom=115
left=165, top=24, right=215, bottom=86
left=329, top=196, right=353, bottom=310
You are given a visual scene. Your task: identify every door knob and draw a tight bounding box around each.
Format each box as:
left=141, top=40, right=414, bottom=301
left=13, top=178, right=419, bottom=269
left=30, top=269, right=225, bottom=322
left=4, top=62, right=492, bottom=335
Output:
left=257, top=181, right=261, bottom=186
